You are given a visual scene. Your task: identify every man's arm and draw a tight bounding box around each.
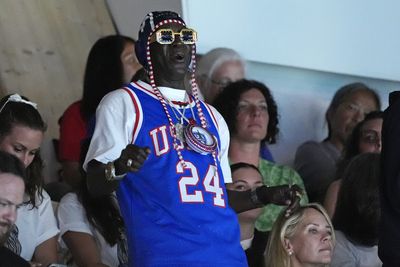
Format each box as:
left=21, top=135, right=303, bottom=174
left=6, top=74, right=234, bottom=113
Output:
left=86, top=160, right=119, bottom=197
left=86, top=145, right=151, bottom=197
left=227, top=184, right=302, bottom=214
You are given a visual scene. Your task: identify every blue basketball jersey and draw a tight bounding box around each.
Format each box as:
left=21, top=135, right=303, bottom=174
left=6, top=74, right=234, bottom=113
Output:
left=116, top=82, right=247, bottom=267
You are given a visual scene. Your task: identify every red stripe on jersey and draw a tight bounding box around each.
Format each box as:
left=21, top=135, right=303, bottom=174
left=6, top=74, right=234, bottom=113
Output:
left=132, top=81, right=156, bottom=98
left=204, top=103, right=219, bottom=129
left=123, top=87, right=141, bottom=143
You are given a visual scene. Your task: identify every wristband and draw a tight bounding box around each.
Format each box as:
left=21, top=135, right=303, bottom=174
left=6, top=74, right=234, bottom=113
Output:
left=250, top=188, right=263, bottom=206
left=105, top=161, right=126, bottom=181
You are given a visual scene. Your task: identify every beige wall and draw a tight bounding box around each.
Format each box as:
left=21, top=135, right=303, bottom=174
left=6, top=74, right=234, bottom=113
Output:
left=105, top=0, right=182, bottom=39
left=0, top=0, right=115, bottom=183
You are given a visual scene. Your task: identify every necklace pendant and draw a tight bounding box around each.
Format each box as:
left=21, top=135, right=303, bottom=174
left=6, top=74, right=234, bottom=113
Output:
left=174, top=123, right=185, bottom=143
left=184, top=124, right=217, bottom=155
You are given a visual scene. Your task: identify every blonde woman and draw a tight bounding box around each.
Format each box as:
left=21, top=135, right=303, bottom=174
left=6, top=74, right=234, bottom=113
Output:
left=265, top=203, right=335, bottom=267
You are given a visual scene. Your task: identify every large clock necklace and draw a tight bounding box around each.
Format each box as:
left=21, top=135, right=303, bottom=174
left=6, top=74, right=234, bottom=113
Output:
left=168, top=99, right=217, bottom=155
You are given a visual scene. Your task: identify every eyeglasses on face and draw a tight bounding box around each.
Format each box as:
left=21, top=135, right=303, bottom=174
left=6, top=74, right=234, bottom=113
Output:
left=151, top=28, right=197, bottom=45
left=360, top=129, right=380, bottom=145
left=210, top=78, right=232, bottom=89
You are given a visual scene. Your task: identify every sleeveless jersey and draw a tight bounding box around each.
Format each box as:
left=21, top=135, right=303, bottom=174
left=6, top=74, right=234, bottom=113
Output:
left=116, top=82, right=247, bottom=267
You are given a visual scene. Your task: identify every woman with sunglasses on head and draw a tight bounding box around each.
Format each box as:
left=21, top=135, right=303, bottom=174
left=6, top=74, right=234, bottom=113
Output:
left=0, top=94, right=60, bottom=266
left=265, top=203, right=335, bottom=267
left=323, top=111, right=383, bottom=218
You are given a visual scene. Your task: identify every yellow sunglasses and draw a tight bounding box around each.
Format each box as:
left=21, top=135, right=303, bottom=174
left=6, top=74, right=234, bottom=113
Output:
left=150, top=28, right=197, bottom=45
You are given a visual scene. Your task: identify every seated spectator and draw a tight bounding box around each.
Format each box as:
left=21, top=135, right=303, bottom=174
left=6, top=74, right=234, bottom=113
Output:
left=331, top=153, right=381, bottom=267
left=324, top=111, right=383, bottom=217
left=213, top=79, right=308, bottom=237
left=0, top=151, right=30, bottom=267
left=265, top=203, right=335, bottom=267
left=294, top=82, right=380, bottom=203
left=196, top=48, right=275, bottom=162
left=0, top=94, right=60, bottom=266
left=226, top=162, right=264, bottom=267
left=57, top=141, right=127, bottom=266
left=59, top=35, right=141, bottom=190
left=196, top=47, right=245, bottom=103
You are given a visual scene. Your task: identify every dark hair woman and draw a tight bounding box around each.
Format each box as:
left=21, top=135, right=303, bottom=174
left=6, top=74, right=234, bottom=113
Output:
left=0, top=94, right=59, bottom=267
left=58, top=35, right=141, bottom=189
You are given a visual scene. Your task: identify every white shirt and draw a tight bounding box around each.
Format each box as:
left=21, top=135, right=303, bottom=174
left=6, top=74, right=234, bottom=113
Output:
left=13, top=190, right=59, bottom=261
left=331, top=230, right=382, bottom=267
left=240, top=236, right=254, bottom=250
left=57, top=192, right=119, bottom=267
left=83, top=81, right=232, bottom=183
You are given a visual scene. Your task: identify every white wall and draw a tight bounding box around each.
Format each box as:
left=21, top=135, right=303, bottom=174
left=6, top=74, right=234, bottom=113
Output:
left=246, top=61, right=397, bottom=165
left=182, top=0, right=400, bottom=81
left=106, top=0, right=182, bottom=38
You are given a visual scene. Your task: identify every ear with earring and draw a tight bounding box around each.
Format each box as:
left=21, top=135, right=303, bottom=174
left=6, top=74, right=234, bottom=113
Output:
left=284, top=238, right=294, bottom=257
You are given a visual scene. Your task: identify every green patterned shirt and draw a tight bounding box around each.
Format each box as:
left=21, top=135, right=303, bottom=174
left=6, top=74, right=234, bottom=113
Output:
left=255, top=158, right=309, bottom=232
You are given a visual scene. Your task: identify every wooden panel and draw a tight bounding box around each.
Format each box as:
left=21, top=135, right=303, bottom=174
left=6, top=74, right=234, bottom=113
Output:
left=0, top=0, right=116, bottom=138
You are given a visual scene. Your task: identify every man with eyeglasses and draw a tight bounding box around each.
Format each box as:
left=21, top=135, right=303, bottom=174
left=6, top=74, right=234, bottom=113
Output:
left=84, top=11, right=301, bottom=266
left=0, top=151, right=29, bottom=267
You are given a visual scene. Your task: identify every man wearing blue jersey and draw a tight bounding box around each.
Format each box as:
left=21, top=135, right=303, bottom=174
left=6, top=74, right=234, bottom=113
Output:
left=84, top=11, right=301, bottom=266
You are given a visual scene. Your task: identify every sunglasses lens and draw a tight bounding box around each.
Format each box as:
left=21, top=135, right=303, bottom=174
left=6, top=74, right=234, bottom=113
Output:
left=157, top=29, right=174, bottom=44
left=180, top=29, right=196, bottom=44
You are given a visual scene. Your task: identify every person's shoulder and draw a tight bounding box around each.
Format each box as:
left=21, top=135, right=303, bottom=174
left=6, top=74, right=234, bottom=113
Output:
left=96, top=87, right=138, bottom=113
left=36, top=189, right=52, bottom=205
left=102, top=87, right=132, bottom=101
left=0, top=246, right=30, bottom=267
left=259, top=158, right=300, bottom=177
left=203, top=102, right=225, bottom=121
left=59, top=100, right=83, bottom=124
left=297, top=140, right=323, bottom=151
left=59, top=192, right=78, bottom=205
left=333, top=230, right=357, bottom=257
left=63, top=100, right=82, bottom=115
left=58, top=192, right=83, bottom=218
left=259, top=158, right=291, bottom=170
left=295, top=140, right=330, bottom=161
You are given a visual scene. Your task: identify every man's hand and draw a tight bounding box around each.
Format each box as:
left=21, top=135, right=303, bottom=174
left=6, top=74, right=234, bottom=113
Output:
left=114, top=144, right=151, bottom=174
left=256, top=184, right=303, bottom=209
